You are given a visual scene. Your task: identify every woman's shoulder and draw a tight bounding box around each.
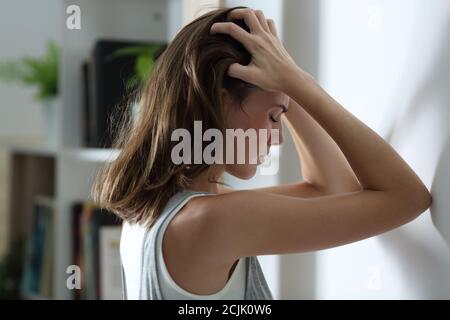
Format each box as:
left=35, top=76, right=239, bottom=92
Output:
left=163, top=189, right=239, bottom=275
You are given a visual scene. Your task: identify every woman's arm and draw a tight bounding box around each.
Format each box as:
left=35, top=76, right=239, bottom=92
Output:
left=283, top=98, right=362, bottom=195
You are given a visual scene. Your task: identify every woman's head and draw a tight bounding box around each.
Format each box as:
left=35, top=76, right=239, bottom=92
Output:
left=92, top=6, right=288, bottom=227
left=223, top=88, right=288, bottom=178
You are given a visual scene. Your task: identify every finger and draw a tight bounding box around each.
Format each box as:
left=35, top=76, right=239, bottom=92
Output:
left=267, top=19, right=278, bottom=37
left=210, top=22, right=253, bottom=49
left=226, top=8, right=263, bottom=33
left=254, top=10, right=270, bottom=32
left=228, top=63, right=252, bottom=82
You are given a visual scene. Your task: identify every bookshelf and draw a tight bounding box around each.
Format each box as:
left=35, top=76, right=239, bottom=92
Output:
left=1, top=0, right=197, bottom=300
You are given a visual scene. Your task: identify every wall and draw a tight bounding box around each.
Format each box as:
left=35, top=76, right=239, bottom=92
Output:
left=0, top=0, right=62, bottom=140
left=315, top=0, right=450, bottom=298
left=279, top=0, right=322, bottom=299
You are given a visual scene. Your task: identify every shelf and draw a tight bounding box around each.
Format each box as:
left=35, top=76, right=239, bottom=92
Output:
left=0, top=143, right=57, bottom=157
left=1, top=142, right=120, bottom=162
left=22, top=293, right=53, bottom=300
left=61, top=148, right=120, bottom=162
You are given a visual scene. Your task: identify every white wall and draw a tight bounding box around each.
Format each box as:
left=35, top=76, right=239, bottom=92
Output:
left=315, top=0, right=450, bottom=299
left=182, top=0, right=222, bottom=26
left=226, top=0, right=284, bottom=37
left=0, top=0, right=62, bottom=141
left=280, top=0, right=322, bottom=299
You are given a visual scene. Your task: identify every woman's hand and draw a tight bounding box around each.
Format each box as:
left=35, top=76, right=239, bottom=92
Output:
left=210, top=8, right=305, bottom=92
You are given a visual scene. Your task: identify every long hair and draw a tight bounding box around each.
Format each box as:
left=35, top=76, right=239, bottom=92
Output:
left=91, top=6, right=256, bottom=229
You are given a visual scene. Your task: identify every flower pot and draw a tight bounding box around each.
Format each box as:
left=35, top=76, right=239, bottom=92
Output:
left=41, top=96, right=60, bottom=147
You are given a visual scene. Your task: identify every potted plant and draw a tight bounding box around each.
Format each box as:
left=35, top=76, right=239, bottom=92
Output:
left=108, top=44, right=166, bottom=125
left=0, top=41, right=60, bottom=146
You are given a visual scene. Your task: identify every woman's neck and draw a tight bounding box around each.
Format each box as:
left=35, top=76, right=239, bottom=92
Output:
left=187, top=166, right=224, bottom=194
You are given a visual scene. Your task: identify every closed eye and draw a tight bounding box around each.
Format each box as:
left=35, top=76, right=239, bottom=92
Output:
left=270, top=110, right=286, bottom=122
left=270, top=114, right=280, bottom=123
left=270, top=104, right=288, bottom=123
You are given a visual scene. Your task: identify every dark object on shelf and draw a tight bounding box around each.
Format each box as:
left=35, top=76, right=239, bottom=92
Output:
left=78, top=202, right=122, bottom=299
left=0, top=237, right=25, bottom=300
left=71, top=202, right=83, bottom=300
left=20, top=196, right=55, bottom=299
left=83, top=39, right=166, bottom=148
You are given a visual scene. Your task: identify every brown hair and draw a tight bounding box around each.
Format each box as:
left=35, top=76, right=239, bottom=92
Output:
left=91, top=6, right=256, bottom=228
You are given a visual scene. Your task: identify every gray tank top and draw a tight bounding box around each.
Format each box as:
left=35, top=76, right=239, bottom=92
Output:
left=120, top=189, right=273, bottom=300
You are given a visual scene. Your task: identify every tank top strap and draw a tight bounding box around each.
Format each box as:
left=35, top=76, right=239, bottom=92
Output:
left=139, top=189, right=213, bottom=299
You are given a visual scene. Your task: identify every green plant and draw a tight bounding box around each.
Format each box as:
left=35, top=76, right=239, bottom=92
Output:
left=108, top=44, right=166, bottom=92
left=0, top=41, right=59, bottom=101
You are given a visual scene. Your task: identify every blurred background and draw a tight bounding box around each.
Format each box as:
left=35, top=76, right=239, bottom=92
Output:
left=0, top=0, right=449, bottom=300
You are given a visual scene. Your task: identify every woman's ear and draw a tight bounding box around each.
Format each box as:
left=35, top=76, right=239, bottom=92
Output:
left=221, top=88, right=238, bottom=126
left=220, top=88, right=233, bottom=108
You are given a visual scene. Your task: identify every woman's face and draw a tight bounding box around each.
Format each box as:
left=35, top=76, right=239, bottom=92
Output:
left=223, top=88, right=289, bottom=179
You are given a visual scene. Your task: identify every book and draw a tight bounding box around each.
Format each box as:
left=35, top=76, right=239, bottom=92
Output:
left=39, top=203, right=54, bottom=298
left=99, top=226, right=122, bottom=300
left=82, top=60, right=94, bottom=148
left=71, top=202, right=84, bottom=300
left=20, top=196, right=55, bottom=299
left=79, top=201, right=96, bottom=300
left=79, top=202, right=121, bottom=299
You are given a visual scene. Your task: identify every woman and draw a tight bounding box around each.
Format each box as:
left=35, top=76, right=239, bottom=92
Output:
left=92, top=7, right=432, bottom=300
